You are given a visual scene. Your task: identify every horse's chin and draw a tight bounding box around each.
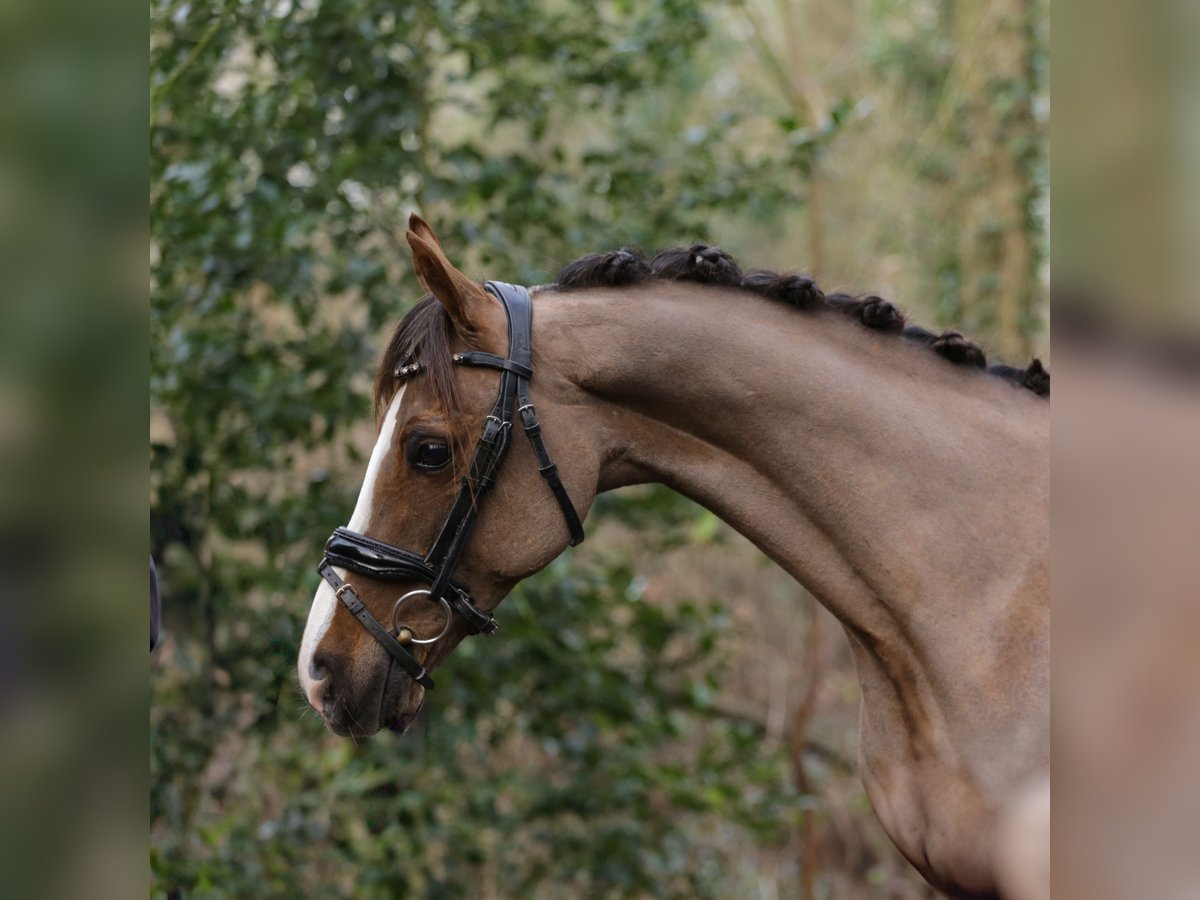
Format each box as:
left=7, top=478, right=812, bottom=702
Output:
left=384, top=696, right=425, bottom=735
left=379, top=666, right=426, bottom=735
left=324, top=700, right=421, bottom=738
left=326, top=718, right=379, bottom=739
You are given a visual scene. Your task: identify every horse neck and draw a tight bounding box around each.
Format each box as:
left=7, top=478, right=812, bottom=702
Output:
left=537, top=282, right=1050, bottom=647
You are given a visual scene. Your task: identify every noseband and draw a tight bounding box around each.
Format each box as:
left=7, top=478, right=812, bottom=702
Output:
left=316, top=282, right=585, bottom=689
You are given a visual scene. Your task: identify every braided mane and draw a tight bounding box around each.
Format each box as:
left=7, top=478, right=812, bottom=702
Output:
left=553, top=244, right=1049, bottom=398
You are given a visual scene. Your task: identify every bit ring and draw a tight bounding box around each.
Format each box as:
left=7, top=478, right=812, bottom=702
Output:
left=390, top=589, right=452, bottom=645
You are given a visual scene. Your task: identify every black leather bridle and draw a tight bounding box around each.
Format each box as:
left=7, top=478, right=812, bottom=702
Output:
left=316, top=282, right=585, bottom=689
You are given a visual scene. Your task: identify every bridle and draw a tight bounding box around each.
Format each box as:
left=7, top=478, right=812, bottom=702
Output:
left=316, top=282, right=585, bottom=689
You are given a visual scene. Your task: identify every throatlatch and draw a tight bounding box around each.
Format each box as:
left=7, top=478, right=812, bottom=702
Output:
left=316, top=282, right=584, bottom=689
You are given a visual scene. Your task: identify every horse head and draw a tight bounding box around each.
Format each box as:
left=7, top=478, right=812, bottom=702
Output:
left=297, top=215, right=596, bottom=736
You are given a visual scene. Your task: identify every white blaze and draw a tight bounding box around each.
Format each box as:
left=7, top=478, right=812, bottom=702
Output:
left=298, top=388, right=406, bottom=708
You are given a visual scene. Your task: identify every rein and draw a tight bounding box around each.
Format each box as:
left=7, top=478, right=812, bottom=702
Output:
left=317, top=282, right=585, bottom=689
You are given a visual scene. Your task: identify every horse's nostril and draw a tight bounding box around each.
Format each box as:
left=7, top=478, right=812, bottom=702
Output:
left=309, top=650, right=331, bottom=684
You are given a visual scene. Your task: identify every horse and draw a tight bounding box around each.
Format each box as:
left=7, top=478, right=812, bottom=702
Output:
left=298, top=215, right=1049, bottom=899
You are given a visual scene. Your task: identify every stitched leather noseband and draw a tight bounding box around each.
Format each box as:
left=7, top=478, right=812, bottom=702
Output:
left=317, top=282, right=585, bottom=689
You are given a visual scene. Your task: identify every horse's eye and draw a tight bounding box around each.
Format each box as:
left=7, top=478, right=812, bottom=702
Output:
left=408, top=439, right=451, bottom=471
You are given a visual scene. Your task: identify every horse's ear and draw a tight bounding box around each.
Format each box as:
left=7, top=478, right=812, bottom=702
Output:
left=407, top=212, right=442, bottom=249
left=405, top=214, right=506, bottom=353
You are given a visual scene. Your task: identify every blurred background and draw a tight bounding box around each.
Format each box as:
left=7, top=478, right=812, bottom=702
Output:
left=148, top=0, right=1048, bottom=897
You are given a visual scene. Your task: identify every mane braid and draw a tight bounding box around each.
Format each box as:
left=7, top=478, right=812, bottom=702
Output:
left=989, top=359, right=1050, bottom=397
left=742, top=271, right=825, bottom=310
left=827, top=292, right=906, bottom=333
left=551, top=244, right=1049, bottom=398
left=651, top=244, right=742, bottom=285
left=555, top=248, right=651, bottom=289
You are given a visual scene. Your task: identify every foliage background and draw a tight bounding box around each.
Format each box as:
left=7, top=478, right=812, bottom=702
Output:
left=150, top=0, right=1046, bottom=896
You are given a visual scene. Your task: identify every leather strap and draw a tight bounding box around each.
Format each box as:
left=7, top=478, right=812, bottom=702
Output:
left=422, top=290, right=522, bottom=601
left=326, top=527, right=464, bottom=591
left=325, top=528, right=497, bottom=635
left=488, top=282, right=586, bottom=546
left=318, top=559, right=435, bottom=688
left=515, top=376, right=586, bottom=546
left=453, top=351, right=533, bottom=380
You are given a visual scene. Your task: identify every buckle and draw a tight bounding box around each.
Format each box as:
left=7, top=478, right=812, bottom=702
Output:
left=454, top=588, right=499, bottom=635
